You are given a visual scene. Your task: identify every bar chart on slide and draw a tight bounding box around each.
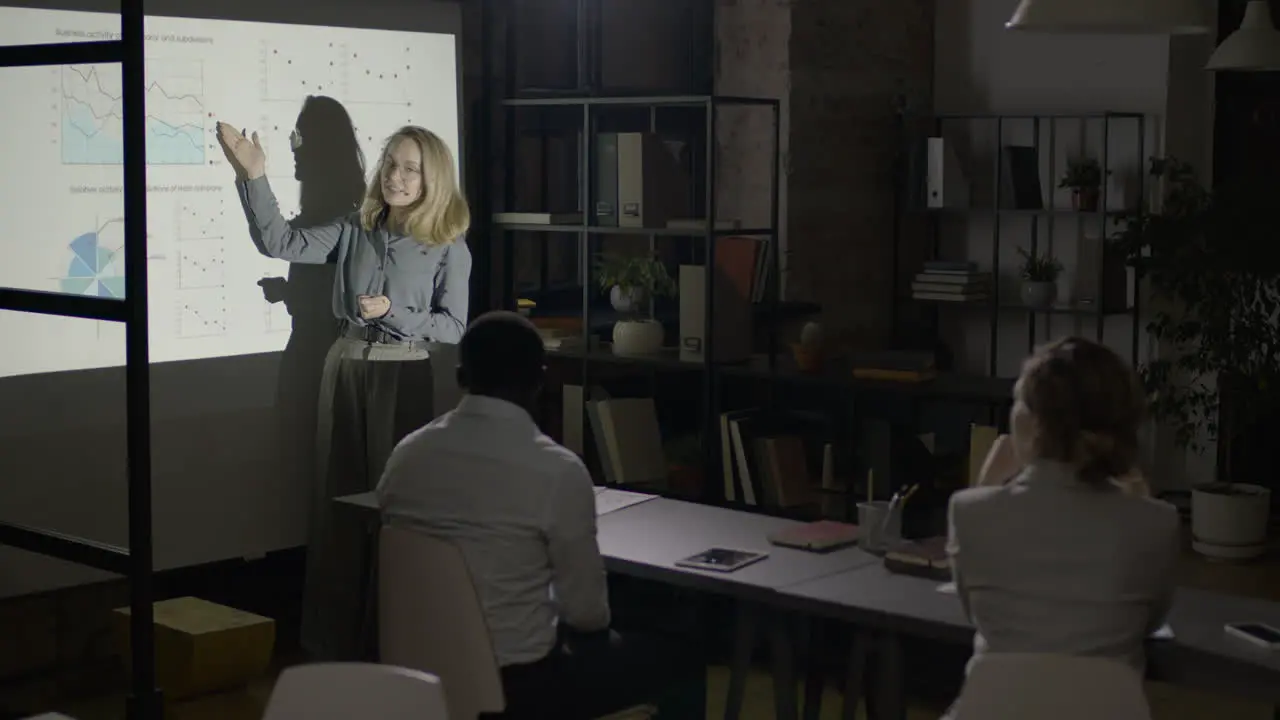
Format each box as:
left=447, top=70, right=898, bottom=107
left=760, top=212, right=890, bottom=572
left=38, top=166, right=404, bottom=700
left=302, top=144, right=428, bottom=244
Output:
left=60, top=61, right=207, bottom=166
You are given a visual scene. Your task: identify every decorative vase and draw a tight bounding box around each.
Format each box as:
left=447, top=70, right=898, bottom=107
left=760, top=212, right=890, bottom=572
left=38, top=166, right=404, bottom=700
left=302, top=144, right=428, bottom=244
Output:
left=612, top=319, right=663, bottom=356
left=800, top=321, right=824, bottom=348
left=1072, top=187, right=1100, bottom=212
left=610, top=286, right=645, bottom=314
left=1191, top=482, right=1271, bottom=560
left=1020, top=281, right=1057, bottom=309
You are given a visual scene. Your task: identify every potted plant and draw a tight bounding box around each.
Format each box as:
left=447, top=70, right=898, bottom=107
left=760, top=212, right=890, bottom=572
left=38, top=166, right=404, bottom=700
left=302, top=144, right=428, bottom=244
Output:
left=1015, top=246, right=1063, bottom=309
left=594, top=253, right=677, bottom=356
left=1059, top=157, right=1106, bottom=211
left=1113, top=156, right=1276, bottom=559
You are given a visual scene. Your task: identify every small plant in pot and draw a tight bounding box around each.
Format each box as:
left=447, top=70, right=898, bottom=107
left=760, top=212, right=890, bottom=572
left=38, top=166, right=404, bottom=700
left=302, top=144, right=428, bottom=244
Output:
left=1112, top=156, right=1277, bottom=559
left=1016, top=246, right=1063, bottom=309
left=1059, top=157, right=1106, bottom=212
left=594, top=253, right=676, bottom=356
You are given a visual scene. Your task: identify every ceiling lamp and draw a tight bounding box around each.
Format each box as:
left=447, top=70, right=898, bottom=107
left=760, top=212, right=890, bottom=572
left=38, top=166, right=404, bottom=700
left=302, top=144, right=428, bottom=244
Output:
left=1207, top=1, right=1280, bottom=71
left=1006, top=0, right=1211, bottom=34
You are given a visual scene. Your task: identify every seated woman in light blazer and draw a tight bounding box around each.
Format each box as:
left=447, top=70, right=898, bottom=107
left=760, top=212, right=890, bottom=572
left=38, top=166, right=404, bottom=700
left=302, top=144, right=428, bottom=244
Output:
left=946, top=337, right=1181, bottom=694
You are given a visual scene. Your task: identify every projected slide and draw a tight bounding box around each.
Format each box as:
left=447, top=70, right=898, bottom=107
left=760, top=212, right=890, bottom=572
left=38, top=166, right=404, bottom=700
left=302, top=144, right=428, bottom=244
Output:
left=0, top=6, right=460, bottom=378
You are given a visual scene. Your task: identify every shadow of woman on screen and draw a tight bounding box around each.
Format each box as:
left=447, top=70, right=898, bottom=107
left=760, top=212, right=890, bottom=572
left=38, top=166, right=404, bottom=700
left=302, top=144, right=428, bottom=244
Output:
left=261, top=95, right=366, bottom=496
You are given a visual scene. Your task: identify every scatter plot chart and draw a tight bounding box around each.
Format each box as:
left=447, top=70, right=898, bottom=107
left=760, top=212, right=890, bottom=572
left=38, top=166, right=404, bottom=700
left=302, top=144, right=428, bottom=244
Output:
left=61, top=62, right=206, bottom=166
left=256, top=112, right=302, bottom=189
left=261, top=41, right=345, bottom=101
left=177, top=290, right=227, bottom=338
left=177, top=243, right=225, bottom=289
left=151, top=200, right=227, bottom=289
left=349, top=106, right=416, bottom=147
left=177, top=201, right=225, bottom=240
left=58, top=219, right=125, bottom=299
left=343, top=45, right=415, bottom=105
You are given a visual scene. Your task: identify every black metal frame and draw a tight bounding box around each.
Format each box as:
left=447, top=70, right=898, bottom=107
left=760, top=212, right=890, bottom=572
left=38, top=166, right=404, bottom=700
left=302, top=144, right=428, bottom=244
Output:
left=0, top=2, right=160, bottom=717
left=892, top=111, right=1147, bottom=376
left=483, top=0, right=782, bottom=500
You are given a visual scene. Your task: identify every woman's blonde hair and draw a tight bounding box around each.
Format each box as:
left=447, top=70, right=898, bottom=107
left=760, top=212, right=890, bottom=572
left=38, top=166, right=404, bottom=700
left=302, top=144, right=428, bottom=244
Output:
left=1015, top=336, right=1147, bottom=485
left=360, top=125, right=470, bottom=246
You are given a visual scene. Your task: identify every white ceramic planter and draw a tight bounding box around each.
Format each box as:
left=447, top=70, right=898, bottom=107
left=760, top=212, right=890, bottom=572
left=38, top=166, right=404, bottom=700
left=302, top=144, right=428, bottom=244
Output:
left=612, top=319, right=663, bottom=356
left=1021, top=280, right=1057, bottom=309
left=1191, top=482, right=1271, bottom=560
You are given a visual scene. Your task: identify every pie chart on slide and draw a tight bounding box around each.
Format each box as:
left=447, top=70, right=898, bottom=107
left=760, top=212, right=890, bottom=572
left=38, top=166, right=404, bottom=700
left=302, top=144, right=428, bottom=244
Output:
left=60, top=230, right=126, bottom=298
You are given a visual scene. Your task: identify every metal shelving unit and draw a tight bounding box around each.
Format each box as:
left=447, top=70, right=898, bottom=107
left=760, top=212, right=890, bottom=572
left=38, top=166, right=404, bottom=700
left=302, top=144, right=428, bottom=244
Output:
left=0, top=1, right=159, bottom=717
left=482, top=0, right=781, bottom=501
left=893, top=110, right=1147, bottom=378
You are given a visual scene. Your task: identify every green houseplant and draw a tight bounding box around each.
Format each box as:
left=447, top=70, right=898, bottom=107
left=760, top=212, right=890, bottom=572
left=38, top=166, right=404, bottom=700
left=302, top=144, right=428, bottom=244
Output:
left=594, top=253, right=677, bottom=356
left=1015, top=246, right=1063, bottom=309
left=1058, top=157, right=1105, bottom=211
left=1112, top=156, right=1277, bottom=556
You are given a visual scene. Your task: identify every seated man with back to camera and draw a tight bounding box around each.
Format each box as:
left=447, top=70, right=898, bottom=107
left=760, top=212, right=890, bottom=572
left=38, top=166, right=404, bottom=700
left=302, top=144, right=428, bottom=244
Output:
left=376, top=310, right=705, bottom=719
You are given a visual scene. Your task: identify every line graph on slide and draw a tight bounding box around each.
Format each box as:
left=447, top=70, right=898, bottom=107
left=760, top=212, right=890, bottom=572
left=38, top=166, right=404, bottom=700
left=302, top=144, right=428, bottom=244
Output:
left=60, top=61, right=206, bottom=166
left=57, top=217, right=126, bottom=299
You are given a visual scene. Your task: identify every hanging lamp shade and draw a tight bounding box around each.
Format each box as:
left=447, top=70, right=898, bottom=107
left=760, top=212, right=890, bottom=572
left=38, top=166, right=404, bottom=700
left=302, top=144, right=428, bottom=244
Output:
left=1006, top=0, right=1211, bottom=34
left=1207, top=1, right=1280, bottom=71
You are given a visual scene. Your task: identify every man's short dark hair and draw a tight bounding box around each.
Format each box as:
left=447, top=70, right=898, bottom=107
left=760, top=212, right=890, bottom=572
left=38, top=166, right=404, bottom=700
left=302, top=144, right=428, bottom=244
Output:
left=458, top=311, right=545, bottom=392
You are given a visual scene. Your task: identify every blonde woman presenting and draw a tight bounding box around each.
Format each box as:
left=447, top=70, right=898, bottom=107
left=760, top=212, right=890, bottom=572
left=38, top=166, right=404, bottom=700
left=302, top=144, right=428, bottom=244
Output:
left=218, top=121, right=472, bottom=660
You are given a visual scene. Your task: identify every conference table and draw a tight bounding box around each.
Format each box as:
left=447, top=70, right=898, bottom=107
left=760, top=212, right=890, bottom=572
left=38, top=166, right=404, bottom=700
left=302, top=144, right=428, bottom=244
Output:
left=335, top=491, right=1280, bottom=720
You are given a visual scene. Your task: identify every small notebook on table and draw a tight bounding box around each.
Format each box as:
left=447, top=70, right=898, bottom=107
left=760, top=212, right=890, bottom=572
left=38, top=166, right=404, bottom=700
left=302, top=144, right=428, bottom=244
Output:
left=767, top=520, right=860, bottom=552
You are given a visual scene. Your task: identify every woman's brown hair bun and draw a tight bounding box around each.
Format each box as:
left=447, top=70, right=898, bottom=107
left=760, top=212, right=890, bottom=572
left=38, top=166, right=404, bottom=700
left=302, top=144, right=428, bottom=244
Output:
left=1016, top=337, right=1146, bottom=486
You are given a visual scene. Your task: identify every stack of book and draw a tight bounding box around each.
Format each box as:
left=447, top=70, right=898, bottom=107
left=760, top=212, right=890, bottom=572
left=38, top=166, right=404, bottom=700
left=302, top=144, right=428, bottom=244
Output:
left=911, top=261, right=989, bottom=303
left=884, top=536, right=951, bottom=580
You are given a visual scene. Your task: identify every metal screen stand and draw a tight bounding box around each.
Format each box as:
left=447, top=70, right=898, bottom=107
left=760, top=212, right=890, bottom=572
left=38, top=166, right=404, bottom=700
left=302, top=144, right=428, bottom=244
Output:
left=0, top=0, right=159, bottom=717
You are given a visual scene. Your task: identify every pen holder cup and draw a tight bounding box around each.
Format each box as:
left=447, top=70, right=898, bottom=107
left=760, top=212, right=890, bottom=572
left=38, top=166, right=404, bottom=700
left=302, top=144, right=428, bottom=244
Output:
left=857, top=500, right=902, bottom=554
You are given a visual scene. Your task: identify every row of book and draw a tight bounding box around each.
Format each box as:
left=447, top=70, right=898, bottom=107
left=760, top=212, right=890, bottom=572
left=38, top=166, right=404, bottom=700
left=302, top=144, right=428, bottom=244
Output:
left=911, top=260, right=990, bottom=303
left=718, top=408, right=834, bottom=510
left=560, top=388, right=670, bottom=488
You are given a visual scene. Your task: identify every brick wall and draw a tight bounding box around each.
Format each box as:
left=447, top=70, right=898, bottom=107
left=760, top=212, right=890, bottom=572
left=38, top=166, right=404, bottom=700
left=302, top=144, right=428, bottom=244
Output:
left=717, top=0, right=935, bottom=340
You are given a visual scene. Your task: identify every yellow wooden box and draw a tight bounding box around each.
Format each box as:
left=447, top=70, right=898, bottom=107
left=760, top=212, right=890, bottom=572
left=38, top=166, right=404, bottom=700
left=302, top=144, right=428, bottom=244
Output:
left=113, top=596, right=275, bottom=700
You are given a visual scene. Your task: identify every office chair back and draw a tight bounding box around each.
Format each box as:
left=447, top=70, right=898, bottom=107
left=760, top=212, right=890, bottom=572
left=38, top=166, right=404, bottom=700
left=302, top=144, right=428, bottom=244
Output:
left=379, top=523, right=505, bottom=719
left=262, top=662, right=448, bottom=719
left=953, top=653, right=1151, bottom=720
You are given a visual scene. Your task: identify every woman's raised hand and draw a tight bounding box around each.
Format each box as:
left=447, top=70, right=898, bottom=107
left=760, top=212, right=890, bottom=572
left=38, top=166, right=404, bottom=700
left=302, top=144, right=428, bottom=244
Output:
left=976, top=434, right=1022, bottom=488
left=215, top=121, right=266, bottom=180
